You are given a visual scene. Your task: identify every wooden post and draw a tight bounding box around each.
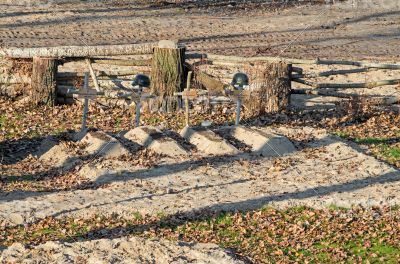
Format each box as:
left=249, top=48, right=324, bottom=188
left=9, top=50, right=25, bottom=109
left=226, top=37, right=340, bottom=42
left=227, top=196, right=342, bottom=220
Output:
left=150, top=40, right=185, bottom=112
left=185, top=71, right=192, bottom=126
left=31, top=57, right=58, bottom=106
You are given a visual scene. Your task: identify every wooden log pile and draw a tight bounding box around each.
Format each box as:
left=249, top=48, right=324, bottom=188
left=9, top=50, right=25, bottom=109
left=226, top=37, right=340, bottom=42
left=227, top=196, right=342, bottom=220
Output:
left=1, top=41, right=400, bottom=109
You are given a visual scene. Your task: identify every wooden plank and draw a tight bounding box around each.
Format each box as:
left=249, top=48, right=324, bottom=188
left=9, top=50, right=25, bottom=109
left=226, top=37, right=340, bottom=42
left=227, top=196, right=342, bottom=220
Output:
left=86, top=58, right=100, bottom=92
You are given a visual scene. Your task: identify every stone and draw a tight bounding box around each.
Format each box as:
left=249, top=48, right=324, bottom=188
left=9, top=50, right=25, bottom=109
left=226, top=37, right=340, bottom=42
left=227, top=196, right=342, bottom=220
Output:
left=223, top=126, right=296, bottom=156
left=81, top=131, right=129, bottom=158
left=180, top=127, right=239, bottom=156
left=8, top=213, right=24, bottom=225
left=125, top=126, right=187, bottom=157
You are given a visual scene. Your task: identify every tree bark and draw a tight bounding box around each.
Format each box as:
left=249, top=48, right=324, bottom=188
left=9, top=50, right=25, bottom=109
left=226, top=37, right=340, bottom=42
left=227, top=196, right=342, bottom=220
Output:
left=265, top=63, right=291, bottom=112
left=244, top=62, right=291, bottom=114
left=151, top=42, right=186, bottom=112
left=0, top=43, right=156, bottom=58
left=194, top=71, right=226, bottom=96
left=31, top=57, right=58, bottom=106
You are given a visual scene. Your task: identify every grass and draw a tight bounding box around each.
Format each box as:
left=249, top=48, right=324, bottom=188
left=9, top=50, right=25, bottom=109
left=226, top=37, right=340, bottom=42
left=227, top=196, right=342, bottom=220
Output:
left=334, top=131, right=400, bottom=166
left=379, top=144, right=400, bottom=159
left=1, top=207, right=399, bottom=263
left=0, top=115, right=6, bottom=128
left=334, top=131, right=350, bottom=139
left=354, top=137, right=389, bottom=144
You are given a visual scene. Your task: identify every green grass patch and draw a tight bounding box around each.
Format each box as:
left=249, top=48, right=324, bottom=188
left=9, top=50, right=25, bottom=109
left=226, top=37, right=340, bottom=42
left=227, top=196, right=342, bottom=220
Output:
left=354, top=137, right=389, bottom=144
left=2, top=207, right=400, bottom=263
left=334, top=131, right=351, bottom=139
left=0, top=115, right=6, bottom=128
left=378, top=144, right=400, bottom=160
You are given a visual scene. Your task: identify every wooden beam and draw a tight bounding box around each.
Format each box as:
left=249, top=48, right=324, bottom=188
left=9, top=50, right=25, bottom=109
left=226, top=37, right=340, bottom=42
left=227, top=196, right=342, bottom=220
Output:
left=292, top=78, right=400, bottom=89
left=92, top=59, right=151, bottom=66
left=292, top=68, right=373, bottom=78
left=194, top=71, right=226, bottom=95
left=86, top=58, right=100, bottom=92
left=0, top=43, right=157, bottom=58
left=291, top=89, right=400, bottom=105
left=0, top=75, right=31, bottom=84
left=186, top=53, right=400, bottom=69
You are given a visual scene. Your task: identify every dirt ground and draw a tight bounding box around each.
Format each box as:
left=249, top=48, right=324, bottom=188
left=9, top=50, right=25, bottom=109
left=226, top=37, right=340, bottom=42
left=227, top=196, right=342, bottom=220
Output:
left=1, top=0, right=400, bottom=262
left=1, top=237, right=246, bottom=264
left=1, top=126, right=398, bottom=225
left=0, top=0, right=399, bottom=60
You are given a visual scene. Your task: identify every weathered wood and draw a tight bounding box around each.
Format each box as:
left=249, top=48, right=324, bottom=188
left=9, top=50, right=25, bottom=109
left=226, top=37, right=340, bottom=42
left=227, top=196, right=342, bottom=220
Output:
left=292, top=89, right=400, bottom=105
left=265, top=63, right=292, bottom=113
left=292, top=68, right=373, bottom=78
left=0, top=74, right=30, bottom=84
left=57, top=69, right=149, bottom=79
left=151, top=41, right=186, bottom=112
left=292, top=78, right=400, bottom=88
left=0, top=83, right=27, bottom=97
left=86, top=59, right=100, bottom=91
left=31, top=57, right=58, bottom=106
left=291, top=67, right=303, bottom=74
left=187, top=53, right=400, bottom=69
left=194, top=71, right=226, bottom=95
left=242, top=63, right=291, bottom=115
left=93, top=59, right=151, bottom=66
left=0, top=43, right=157, bottom=58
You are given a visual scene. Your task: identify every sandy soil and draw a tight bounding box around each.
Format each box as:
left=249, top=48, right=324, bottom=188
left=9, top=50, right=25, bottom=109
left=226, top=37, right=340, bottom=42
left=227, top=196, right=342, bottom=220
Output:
left=1, top=1, right=400, bottom=262
left=1, top=237, right=246, bottom=264
left=0, top=0, right=399, bottom=61
left=1, top=126, right=399, bottom=226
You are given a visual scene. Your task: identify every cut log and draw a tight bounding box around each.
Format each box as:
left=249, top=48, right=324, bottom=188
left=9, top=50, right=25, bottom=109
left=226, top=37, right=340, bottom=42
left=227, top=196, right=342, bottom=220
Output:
left=245, top=62, right=291, bottom=114
left=57, top=69, right=149, bottom=79
left=292, top=78, right=400, bottom=88
left=0, top=83, right=27, bottom=98
left=0, top=74, right=31, bottom=84
left=194, top=71, right=226, bottom=96
left=186, top=53, right=400, bottom=69
left=0, top=43, right=157, bottom=58
left=292, top=89, right=400, bottom=105
left=292, top=67, right=373, bottom=78
left=150, top=40, right=186, bottom=112
left=31, top=57, right=58, bottom=106
left=93, top=59, right=151, bottom=66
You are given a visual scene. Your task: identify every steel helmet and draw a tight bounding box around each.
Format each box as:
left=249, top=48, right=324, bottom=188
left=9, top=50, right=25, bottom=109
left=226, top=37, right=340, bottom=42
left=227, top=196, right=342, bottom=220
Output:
left=231, top=72, right=249, bottom=88
left=132, top=74, right=151, bottom=88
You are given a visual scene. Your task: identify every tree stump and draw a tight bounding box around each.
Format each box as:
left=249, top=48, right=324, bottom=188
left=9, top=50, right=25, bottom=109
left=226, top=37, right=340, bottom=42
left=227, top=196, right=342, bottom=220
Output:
left=31, top=57, right=58, bottom=106
left=150, top=40, right=185, bottom=112
left=265, top=62, right=291, bottom=113
left=244, top=62, right=291, bottom=115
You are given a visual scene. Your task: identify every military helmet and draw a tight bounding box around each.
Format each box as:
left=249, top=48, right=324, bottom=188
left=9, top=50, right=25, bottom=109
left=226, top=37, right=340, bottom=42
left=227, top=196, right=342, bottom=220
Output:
left=132, top=74, right=151, bottom=88
left=231, top=72, right=249, bottom=88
